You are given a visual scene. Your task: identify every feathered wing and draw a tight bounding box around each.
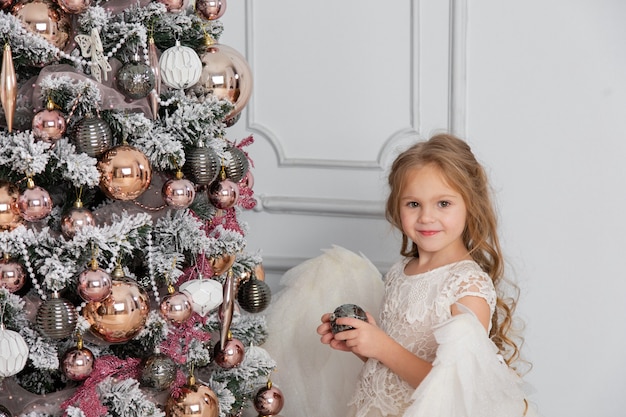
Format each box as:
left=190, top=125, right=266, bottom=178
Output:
left=263, top=245, right=384, bottom=417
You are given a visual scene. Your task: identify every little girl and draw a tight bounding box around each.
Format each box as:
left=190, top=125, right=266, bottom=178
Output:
left=317, top=134, right=538, bottom=417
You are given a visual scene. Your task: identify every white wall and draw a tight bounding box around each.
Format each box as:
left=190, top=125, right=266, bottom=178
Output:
left=221, top=1, right=626, bottom=416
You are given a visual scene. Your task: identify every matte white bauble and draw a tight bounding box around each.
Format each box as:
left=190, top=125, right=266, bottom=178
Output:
left=159, top=40, right=202, bottom=90
left=0, top=325, right=29, bottom=377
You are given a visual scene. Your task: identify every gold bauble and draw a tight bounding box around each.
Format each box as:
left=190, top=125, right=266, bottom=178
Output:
left=0, top=180, right=22, bottom=231
left=165, top=381, right=219, bottom=417
left=98, top=144, right=152, bottom=201
left=82, top=279, right=150, bottom=343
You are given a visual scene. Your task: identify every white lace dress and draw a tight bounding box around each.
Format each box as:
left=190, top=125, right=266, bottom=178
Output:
left=347, top=259, right=497, bottom=417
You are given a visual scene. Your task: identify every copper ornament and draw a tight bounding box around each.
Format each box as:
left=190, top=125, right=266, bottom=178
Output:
left=195, top=0, right=226, bottom=21
left=77, top=267, right=112, bottom=302
left=165, top=379, right=219, bottom=417
left=17, top=181, right=53, bottom=221
left=82, top=279, right=150, bottom=343
left=253, top=381, right=284, bottom=416
left=61, top=344, right=94, bottom=381
left=160, top=290, right=193, bottom=324
left=163, top=172, right=196, bottom=209
left=190, top=41, right=253, bottom=122
left=0, top=44, right=16, bottom=132
left=61, top=201, right=95, bottom=238
left=32, top=103, right=67, bottom=143
left=213, top=336, right=244, bottom=369
left=209, top=253, right=235, bottom=276
left=0, top=181, right=22, bottom=231
left=0, top=255, right=25, bottom=293
left=56, top=0, right=90, bottom=14
left=11, top=0, right=71, bottom=50
left=98, top=145, right=152, bottom=201
left=208, top=178, right=239, bottom=210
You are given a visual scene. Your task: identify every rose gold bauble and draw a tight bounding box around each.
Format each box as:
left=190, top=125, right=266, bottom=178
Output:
left=195, top=0, right=226, bottom=20
left=213, top=337, right=244, bottom=369
left=61, top=203, right=95, bottom=238
left=190, top=42, right=253, bottom=123
left=165, top=380, right=219, bottom=417
left=156, top=0, right=187, bottom=13
left=208, top=179, right=239, bottom=210
left=0, top=181, right=22, bottom=231
left=56, top=0, right=89, bottom=14
left=12, top=0, right=71, bottom=50
left=98, top=144, right=152, bottom=201
left=0, top=257, right=25, bottom=293
left=160, top=291, right=193, bottom=324
left=253, top=382, right=284, bottom=416
left=209, top=253, right=235, bottom=276
left=82, top=279, right=149, bottom=343
left=18, top=183, right=53, bottom=221
left=61, top=345, right=94, bottom=381
left=32, top=103, right=66, bottom=143
left=162, top=175, right=196, bottom=209
left=77, top=267, right=112, bottom=302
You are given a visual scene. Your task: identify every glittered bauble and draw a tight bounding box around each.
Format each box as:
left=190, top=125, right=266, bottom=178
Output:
left=183, top=143, right=220, bottom=185
left=0, top=325, right=29, bottom=377
left=330, top=303, right=368, bottom=334
left=208, top=178, right=239, bottom=210
left=213, top=337, right=244, bottom=369
left=18, top=183, right=53, bottom=221
left=162, top=175, right=196, bottom=209
left=0, top=404, right=11, bottom=417
left=61, top=202, right=95, bottom=238
left=11, top=0, right=71, bottom=50
left=0, top=180, right=21, bottom=231
left=36, top=293, right=78, bottom=339
left=253, top=381, right=284, bottom=416
left=98, top=144, right=152, bottom=201
left=237, top=277, right=271, bottom=313
left=179, top=278, right=223, bottom=317
left=32, top=105, right=66, bottom=143
left=116, top=61, right=156, bottom=100
left=140, top=353, right=177, bottom=391
left=77, top=267, right=112, bottom=302
left=209, top=253, right=235, bottom=276
left=71, top=114, right=113, bottom=158
left=195, top=0, right=226, bottom=20
left=165, top=380, right=219, bottom=417
left=159, top=40, right=202, bottom=90
left=160, top=290, right=193, bottom=324
left=0, top=256, right=25, bottom=293
left=190, top=42, right=253, bottom=122
left=82, top=279, right=149, bottom=343
left=56, top=0, right=89, bottom=14
left=61, top=345, right=94, bottom=381
left=223, top=146, right=249, bottom=183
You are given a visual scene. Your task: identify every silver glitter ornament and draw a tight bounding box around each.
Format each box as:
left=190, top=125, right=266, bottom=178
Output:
left=140, top=353, right=177, bottom=391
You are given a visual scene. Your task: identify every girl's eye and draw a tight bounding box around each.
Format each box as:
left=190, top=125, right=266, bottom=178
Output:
left=407, top=201, right=419, bottom=208
left=438, top=201, right=450, bottom=208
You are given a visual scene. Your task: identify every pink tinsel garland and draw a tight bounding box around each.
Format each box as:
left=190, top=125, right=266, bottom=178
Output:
left=61, top=356, right=141, bottom=417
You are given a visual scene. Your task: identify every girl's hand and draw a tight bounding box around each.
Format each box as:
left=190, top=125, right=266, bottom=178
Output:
left=331, top=312, right=388, bottom=360
left=317, top=313, right=351, bottom=352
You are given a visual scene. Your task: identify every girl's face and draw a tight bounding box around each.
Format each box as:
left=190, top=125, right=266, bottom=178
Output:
left=399, top=164, right=468, bottom=263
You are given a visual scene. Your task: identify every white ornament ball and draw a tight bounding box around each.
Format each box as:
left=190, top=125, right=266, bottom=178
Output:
left=179, top=278, right=223, bottom=317
left=159, top=41, right=202, bottom=90
left=0, top=327, right=29, bottom=377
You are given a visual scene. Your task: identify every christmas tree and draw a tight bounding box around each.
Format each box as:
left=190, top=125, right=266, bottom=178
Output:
left=0, top=0, right=283, bottom=416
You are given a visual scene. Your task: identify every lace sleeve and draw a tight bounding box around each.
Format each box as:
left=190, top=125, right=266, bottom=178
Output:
left=445, top=262, right=497, bottom=318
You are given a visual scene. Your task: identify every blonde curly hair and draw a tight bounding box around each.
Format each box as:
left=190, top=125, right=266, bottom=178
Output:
left=385, top=133, right=522, bottom=365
